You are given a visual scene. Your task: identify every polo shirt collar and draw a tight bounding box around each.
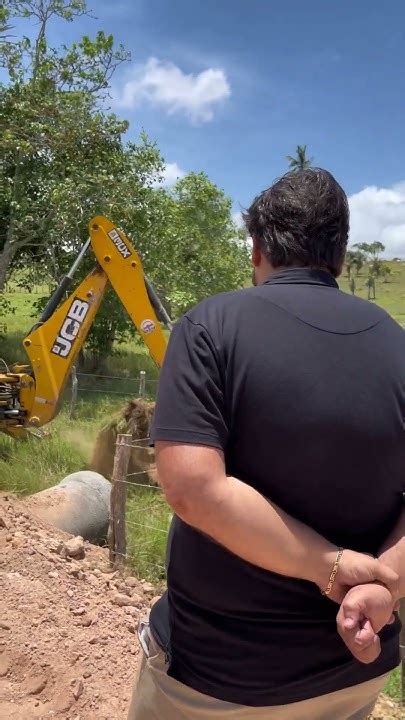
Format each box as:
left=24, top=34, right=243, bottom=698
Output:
left=264, top=267, right=339, bottom=289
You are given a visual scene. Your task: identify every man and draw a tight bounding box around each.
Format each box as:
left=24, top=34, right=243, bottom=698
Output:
left=128, top=169, right=404, bottom=719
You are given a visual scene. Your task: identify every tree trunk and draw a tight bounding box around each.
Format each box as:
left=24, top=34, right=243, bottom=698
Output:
left=0, top=240, right=17, bottom=292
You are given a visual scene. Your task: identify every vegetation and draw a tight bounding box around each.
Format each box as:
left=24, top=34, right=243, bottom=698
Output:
left=0, top=12, right=402, bottom=702
left=1, top=0, right=249, bottom=365
left=286, top=144, right=313, bottom=172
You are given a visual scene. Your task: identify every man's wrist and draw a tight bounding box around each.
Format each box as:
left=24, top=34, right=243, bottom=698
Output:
left=305, top=545, right=340, bottom=591
left=378, top=549, right=403, bottom=600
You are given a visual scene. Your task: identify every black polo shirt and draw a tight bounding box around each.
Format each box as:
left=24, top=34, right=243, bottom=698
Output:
left=150, top=268, right=404, bottom=707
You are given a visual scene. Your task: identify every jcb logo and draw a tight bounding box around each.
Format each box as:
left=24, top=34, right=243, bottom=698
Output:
left=108, top=228, right=132, bottom=259
left=51, top=299, right=90, bottom=358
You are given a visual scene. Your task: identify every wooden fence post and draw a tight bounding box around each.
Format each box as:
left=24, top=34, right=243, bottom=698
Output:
left=69, top=366, right=78, bottom=419
left=138, top=370, right=146, bottom=398
left=109, top=433, right=131, bottom=568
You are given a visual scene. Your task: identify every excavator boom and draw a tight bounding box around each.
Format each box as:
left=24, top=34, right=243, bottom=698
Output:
left=0, top=216, right=170, bottom=438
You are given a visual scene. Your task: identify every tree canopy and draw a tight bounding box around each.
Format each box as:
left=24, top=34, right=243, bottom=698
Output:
left=1, top=0, right=249, bottom=363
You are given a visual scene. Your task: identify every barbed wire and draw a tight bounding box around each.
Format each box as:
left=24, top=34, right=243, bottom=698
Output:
left=125, top=519, right=169, bottom=534
left=76, top=372, right=158, bottom=384
left=76, top=372, right=156, bottom=381
left=125, top=468, right=157, bottom=478
left=108, top=546, right=166, bottom=571
left=115, top=479, right=161, bottom=490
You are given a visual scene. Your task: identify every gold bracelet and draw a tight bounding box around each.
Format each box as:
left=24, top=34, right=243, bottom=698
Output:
left=322, top=548, right=344, bottom=596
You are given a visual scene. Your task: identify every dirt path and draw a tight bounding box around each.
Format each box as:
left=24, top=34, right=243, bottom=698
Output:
left=0, top=493, right=401, bottom=718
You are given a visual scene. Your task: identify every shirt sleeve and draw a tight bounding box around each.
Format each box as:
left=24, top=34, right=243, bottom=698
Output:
left=150, top=315, right=228, bottom=450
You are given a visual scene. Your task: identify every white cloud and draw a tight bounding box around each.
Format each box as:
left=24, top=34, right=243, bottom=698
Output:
left=115, top=57, right=231, bottom=123
left=155, top=162, right=185, bottom=187
left=348, top=182, right=405, bottom=258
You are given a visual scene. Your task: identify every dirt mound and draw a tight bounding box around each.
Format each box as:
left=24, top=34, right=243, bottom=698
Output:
left=0, top=493, right=401, bottom=719
left=0, top=493, right=158, bottom=719
left=91, top=399, right=156, bottom=484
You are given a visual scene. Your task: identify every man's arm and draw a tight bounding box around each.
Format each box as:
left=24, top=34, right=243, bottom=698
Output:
left=156, top=442, right=398, bottom=602
left=378, top=506, right=405, bottom=599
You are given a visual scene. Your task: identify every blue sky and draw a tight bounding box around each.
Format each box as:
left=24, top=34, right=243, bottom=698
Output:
left=9, top=0, right=405, bottom=255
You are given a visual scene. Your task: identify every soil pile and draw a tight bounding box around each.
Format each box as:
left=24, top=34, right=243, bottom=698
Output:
left=0, top=493, right=401, bottom=718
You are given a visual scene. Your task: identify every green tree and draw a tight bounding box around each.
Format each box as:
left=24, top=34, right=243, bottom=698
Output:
left=380, top=265, right=392, bottom=283
left=353, top=251, right=364, bottom=276
left=353, top=241, right=385, bottom=262
left=286, top=145, right=313, bottom=172
left=0, top=0, right=132, bottom=289
left=345, top=250, right=357, bottom=280
left=1, top=1, right=250, bottom=366
left=131, top=172, right=250, bottom=316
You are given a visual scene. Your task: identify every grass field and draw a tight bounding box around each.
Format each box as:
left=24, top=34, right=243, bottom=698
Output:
left=338, top=260, right=405, bottom=326
left=0, top=264, right=404, bottom=702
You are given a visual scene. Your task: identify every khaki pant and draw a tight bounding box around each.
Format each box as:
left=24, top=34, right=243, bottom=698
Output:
left=128, top=625, right=387, bottom=720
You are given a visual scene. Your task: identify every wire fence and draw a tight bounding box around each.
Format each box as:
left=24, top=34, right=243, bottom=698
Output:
left=108, top=433, right=170, bottom=581
left=67, top=367, right=159, bottom=420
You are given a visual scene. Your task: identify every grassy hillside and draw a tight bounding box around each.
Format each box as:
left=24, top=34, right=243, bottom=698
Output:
left=338, top=260, right=405, bottom=326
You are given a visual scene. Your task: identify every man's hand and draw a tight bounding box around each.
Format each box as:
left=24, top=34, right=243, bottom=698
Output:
left=336, top=584, right=398, bottom=664
left=320, top=549, right=399, bottom=604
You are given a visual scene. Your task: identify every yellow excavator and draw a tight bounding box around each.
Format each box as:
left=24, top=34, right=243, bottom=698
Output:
left=0, top=216, right=172, bottom=439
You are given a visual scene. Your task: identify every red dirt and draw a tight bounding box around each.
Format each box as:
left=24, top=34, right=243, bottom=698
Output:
left=0, top=493, right=401, bottom=719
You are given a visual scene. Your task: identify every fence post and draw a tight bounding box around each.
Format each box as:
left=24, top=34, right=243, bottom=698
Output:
left=69, top=366, right=78, bottom=419
left=138, top=370, right=146, bottom=398
left=109, top=433, right=131, bottom=569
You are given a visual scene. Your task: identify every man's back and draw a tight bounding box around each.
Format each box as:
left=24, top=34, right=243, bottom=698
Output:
left=151, top=268, right=405, bottom=706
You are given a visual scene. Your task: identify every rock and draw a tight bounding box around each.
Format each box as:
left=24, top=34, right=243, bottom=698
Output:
left=0, top=654, right=10, bottom=677
left=48, top=571, right=59, bottom=579
left=67, top=564, right=81, bottom=577
left=142, top=582, right=155, bottom=594
left=24, top=675, right=47, bottom=695
left=125, top=576, right=139, bottom=588
left=80, top=615, right=94, bottom=627
left=83, top=670, right=92, bottom=679
left=126, top=621, right=138, bottom=635
left=71, top=607, right=86, bottom=616
left=72, top=678, right=84, bottom=700
left=0, top=516, right=8, bottom=529
left=53, top=689, right=74, bottom=713
left=6, top=534, right=13, bottom=542
left=64, top=536, right=85, bottom=559
left=87, top=573, right=100, bottom=586
left=67, top=589, right=74, bottom=598
left=123, top=607, right=139, bottom=617
left=111, top=592, right=142, bottom=607
left=0, top=621, right=10, bottom=630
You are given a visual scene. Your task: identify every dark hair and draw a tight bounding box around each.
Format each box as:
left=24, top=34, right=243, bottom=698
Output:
left=243, top=168, right=349, bottom=277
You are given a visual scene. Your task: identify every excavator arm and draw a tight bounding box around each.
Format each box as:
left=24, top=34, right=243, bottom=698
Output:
left=0, top=216, right=171, bottom=438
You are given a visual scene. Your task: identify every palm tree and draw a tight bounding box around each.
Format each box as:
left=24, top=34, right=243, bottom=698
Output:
left=286, top=145, right=313, bottom=172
